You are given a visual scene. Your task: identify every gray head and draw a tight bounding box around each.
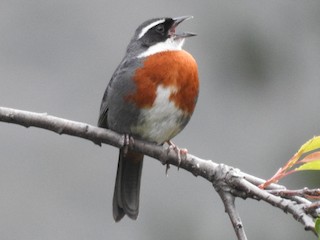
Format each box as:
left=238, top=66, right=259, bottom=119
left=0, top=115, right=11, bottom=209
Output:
left=125, top=16, right=196, bottom=59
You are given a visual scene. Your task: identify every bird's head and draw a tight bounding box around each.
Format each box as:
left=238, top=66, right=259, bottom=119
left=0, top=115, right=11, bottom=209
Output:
left=127, top=16, right=196, bottom=58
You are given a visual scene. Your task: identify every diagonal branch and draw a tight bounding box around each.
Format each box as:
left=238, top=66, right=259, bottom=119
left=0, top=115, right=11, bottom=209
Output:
left=214, top=165, right=248, bottom=240
left=218, top=191, right=247, bottom=240
left=0, top=106, right=318, bottom=238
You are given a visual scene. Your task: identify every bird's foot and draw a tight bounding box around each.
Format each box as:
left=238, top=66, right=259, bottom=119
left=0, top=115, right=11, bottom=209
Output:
left=122, top=134, right=134, bottom=156
left=166, top=140, right=188, bottom=171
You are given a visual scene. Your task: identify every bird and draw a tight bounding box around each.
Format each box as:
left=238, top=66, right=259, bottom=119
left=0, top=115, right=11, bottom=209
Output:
left=98, top=16, right=199, bottom=222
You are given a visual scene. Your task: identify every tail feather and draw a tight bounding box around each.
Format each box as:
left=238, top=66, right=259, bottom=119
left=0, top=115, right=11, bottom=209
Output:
left=113, top=149, right=144, bottom=221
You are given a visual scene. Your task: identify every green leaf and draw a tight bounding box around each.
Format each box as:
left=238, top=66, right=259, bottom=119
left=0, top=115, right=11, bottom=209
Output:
left=296, top=161, right=320, bottom=171
left=298, top=136, right=320, bottom=156
left=315, top=218, right=320, bottom=239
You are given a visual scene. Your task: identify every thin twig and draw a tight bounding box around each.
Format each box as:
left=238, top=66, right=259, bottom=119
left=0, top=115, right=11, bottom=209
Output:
left=217, top=190, right=247, bottom=240
left=234, top=178, right=316, bottom=234
left=268, top=188, right=320, bottom=199
left=305, top=201, right=320, bottom=215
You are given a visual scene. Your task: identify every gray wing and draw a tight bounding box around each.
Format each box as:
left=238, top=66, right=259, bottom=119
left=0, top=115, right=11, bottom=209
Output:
left=98, top=90, right=109, bottom=128
left=98, top=58, right=142, bottom=129
left=98, top=61, right=124, bottom=128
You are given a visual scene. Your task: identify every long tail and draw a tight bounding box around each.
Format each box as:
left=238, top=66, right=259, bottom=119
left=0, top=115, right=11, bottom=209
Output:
left=113, top=148, right=144, bottom=222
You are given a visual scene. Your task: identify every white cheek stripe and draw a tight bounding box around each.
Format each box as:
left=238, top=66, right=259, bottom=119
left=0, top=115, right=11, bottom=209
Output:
left=138, top=19, right=165, bottom=39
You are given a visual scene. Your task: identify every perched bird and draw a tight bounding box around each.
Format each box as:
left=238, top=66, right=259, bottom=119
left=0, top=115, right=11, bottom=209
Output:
left=98, top=16, right=199, bottom=221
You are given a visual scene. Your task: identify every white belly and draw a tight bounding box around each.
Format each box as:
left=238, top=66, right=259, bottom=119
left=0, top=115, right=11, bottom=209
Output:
left=131, top=85, right=186, bottom=144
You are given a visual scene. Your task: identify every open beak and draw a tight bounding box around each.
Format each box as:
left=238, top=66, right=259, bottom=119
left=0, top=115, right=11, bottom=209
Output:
left=170, top=16, right=197, bottom=39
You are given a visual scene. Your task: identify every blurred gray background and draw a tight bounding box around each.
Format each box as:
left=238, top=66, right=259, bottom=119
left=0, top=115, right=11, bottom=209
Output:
left=1, top=1, right=320, bottom=239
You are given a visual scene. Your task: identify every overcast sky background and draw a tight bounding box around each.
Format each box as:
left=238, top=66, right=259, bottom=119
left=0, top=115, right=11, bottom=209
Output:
left=1, top=1, right=320, bottom=239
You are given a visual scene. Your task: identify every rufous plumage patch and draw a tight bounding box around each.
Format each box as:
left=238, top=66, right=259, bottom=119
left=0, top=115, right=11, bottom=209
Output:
left=126, top=50, right=199, bottom=114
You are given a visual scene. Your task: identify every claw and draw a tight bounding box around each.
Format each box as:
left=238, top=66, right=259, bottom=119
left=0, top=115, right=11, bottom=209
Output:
left=167, top=140, right=188, bottom=170
left=122, top=134, right=134, bottom=156
left=165, top=164, right=170, bottom=176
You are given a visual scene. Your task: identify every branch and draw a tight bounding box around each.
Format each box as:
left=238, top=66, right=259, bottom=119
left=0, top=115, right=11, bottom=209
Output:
left=268, top=188, right=320, bottom=200
left=0, top=106, right=318, bottom=239
left=218, top=191, right=247, bottom=240
left=214, top=165, right=247, bottom=239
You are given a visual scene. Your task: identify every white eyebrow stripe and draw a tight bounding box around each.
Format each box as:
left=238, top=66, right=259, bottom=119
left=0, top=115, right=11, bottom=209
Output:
left=138, top=19, right=165, bottom=39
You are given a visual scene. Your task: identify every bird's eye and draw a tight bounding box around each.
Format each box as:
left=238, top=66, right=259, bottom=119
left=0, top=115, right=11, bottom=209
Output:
left=155, top=24, right=165, bottom=34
